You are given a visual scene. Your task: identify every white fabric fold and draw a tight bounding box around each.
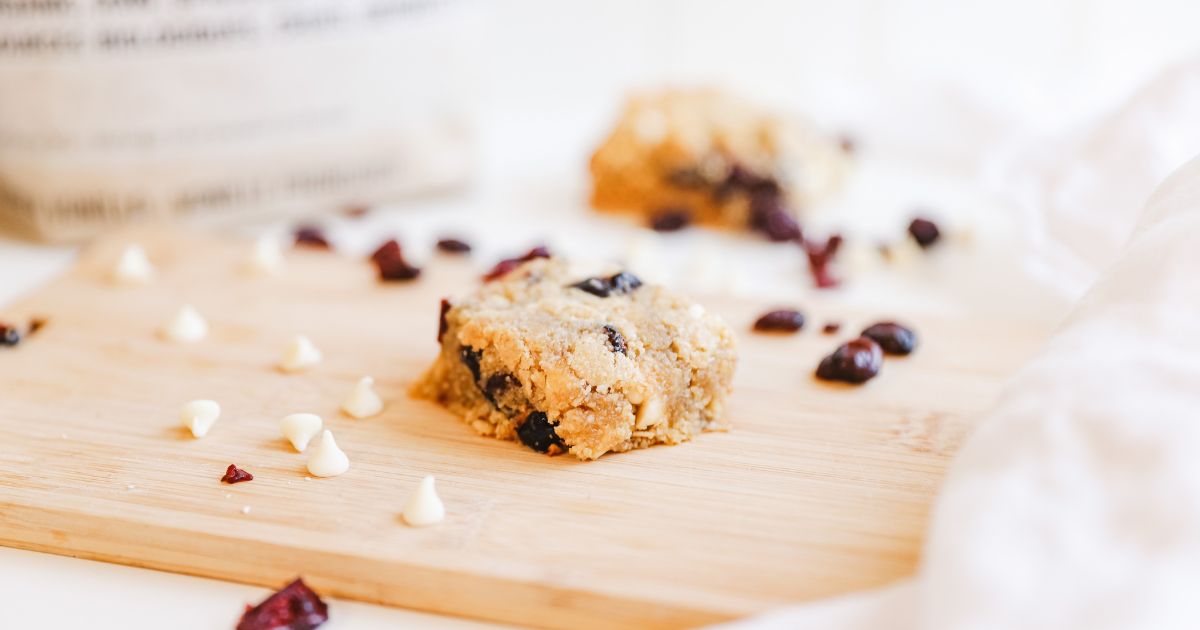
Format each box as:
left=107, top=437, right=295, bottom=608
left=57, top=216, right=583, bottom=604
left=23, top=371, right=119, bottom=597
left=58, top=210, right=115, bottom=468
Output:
left=718, top=62, right=1200, bottom=630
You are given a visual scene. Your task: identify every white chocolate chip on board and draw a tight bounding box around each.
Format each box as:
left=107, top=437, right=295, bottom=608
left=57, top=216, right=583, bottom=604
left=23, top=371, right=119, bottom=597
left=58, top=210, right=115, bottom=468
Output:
left=279, top=335, right=322, bottom=372
left=402, top=476, right=445, bottom=527
left=306, top=430, right=349, bottom=477
left=180, top=400, right=220, bottom=438
left=280, top=413, right=323, bottom=452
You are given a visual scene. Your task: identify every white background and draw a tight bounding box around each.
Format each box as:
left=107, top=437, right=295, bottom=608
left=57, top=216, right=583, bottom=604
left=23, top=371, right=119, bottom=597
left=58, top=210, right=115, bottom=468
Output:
left=4, top=1, right=1200, bottom=627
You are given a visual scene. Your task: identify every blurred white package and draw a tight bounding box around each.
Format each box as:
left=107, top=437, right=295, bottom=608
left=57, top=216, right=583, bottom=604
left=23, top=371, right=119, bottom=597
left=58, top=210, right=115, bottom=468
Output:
left=0, top=0, right=480, bottom=241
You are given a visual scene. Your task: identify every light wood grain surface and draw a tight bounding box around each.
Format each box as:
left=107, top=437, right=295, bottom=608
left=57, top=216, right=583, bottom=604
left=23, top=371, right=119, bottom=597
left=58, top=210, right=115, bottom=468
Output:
left=0, top=227, right=1050, bottom=628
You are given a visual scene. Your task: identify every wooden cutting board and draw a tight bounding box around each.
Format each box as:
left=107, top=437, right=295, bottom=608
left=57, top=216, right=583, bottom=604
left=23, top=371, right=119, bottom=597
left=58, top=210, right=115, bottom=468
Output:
left=0, top=227, right=1048, bottom=629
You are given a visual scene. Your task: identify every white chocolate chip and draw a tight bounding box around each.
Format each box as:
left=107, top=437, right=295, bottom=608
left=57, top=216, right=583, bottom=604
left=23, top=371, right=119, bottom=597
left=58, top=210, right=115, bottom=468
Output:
left=280, top=413, right=323, bottom=452
left=180, top=399, right=220, bottom=438
left=635, top=396, right=665, bottom=430
left=341, top=376, right=383, bottom=419
left=306, top=430, right=349, bottom=477
left=241, top=505, right=252, bottom=515
left=688, top=303, right=706, bottom=319
left=245, top=236, right=284, bottom=275
left=278, top=335, right=322, bottom=372
left=402, top=475, right=445, bottom=527
left=160, top=305, right=208, bottom=343
left=112, top=244, right=155, bottom=285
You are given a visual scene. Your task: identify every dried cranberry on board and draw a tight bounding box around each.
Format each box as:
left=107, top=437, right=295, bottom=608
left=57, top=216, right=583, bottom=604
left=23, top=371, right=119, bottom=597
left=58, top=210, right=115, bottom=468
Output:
left=517, top=411, right=565, bottom=454
left=815, top=337, right=883, bottom=384
left=0, top=322, right=20, bottom=347
left=435, top=237, right=472, bottom=254
left=293, top=226, right=331, bottom=250
left=649, top=207, right=692, bottom=232
left=861, top=322, right=918, bottom=355
left=908, top=217, right=941, bottom=249
left=221, top=464, right=254, bottom=484
left=482, top=245, right=551, bottom=282
left=369, top=239, right=421, bottom=282
left=803, top=234, right=843, bottom=289
left=752, top=309, right=805, bottom=333
left=437, top=299, right=451, bottom=343
left=821, top=322, right=842, bottom=335
left=236, top=578, right=328, bottom=630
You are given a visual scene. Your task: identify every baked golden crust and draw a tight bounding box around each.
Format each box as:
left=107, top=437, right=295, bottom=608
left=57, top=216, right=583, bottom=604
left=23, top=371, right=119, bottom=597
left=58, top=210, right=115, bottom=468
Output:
left=413, top=258, right=737, bottom=460
left=589, top=89, right=848, bottom=236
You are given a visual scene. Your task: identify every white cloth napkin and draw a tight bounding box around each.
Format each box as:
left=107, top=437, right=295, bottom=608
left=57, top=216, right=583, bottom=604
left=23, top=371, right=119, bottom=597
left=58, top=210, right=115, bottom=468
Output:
left=718, top=60, right=1200, bottom=630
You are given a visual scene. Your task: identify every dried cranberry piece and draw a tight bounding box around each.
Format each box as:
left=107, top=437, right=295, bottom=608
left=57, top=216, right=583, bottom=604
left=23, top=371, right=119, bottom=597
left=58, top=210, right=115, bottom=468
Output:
left=483, top=373, right=518, bottom=407
left=803, top=234, right=843, bottom=289
left=236, top=578, right=328, bottom=630
left=293, top=226, right=331, bottom=250
left=517, top=411, right=565, bottom=454
left=727, top=164, right=779, bottom=194
left=822, top=321, right=842, bottom=335
left=482, top=245, right=551, bottom=282
left=649, top=207, right=692, bottom=232
left=665, top=167, right=707, bottom=189
left=221, top=464, right=254, bottom=484
left=459, top=346, right=483, bottom=383
left=908, top=217, right=941, bottom=249
left=714, top=164, right=778, bottom=202
left=752, top=309, right=805, bottom=333
left=570, top=272, right=643, bottom=298
left=437, top=299, right=451, bottom=344
left=815, top=337, right=883, bottom=384
left=603, top=324, right=627, bottom=354
left=0, top=323, right=21, bottom=347
left=861, top=322, right=918, bottom=355
left=570, top=277, right=612, bottom=297
left=369, top=239, right=421, bottom=282
left=461, top=346, right=514, bottom=406
left=608, top=271, right=643, bottom=294
left=748, top=191, right=802, bottom=242
left=435, top=237, right=472, bottom=254
left=369, top=239, right=399, bottom=265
